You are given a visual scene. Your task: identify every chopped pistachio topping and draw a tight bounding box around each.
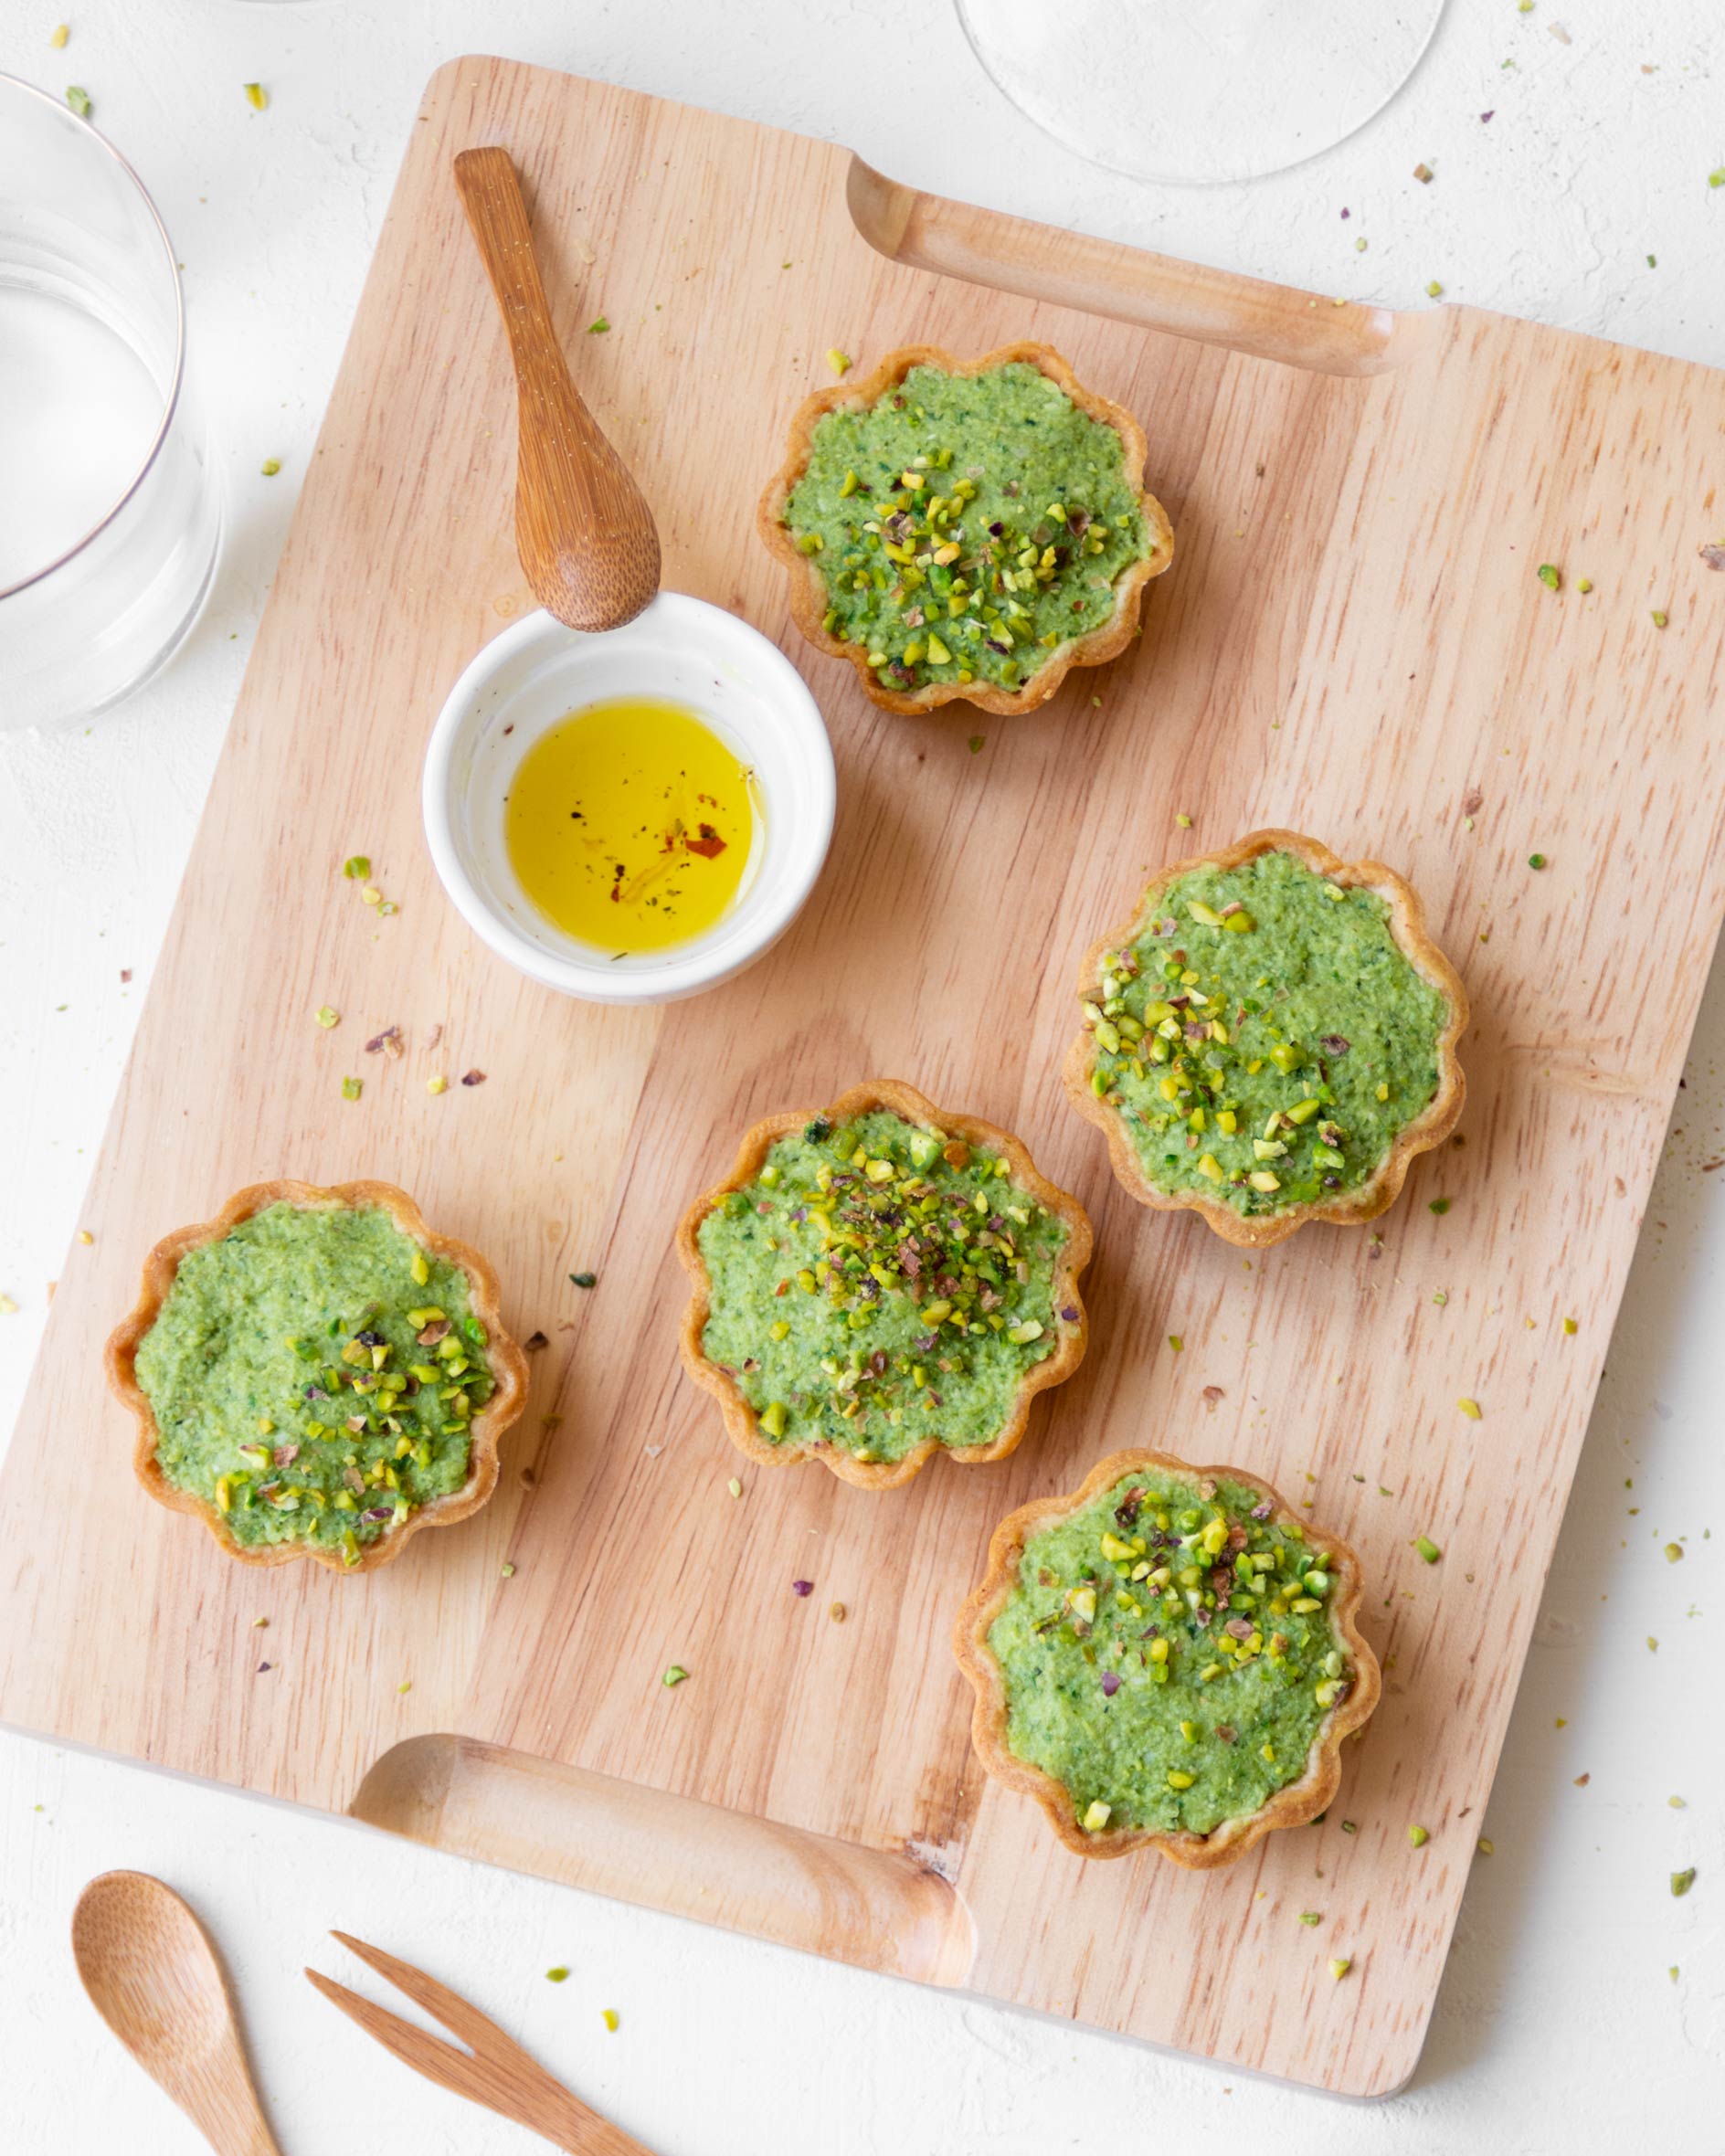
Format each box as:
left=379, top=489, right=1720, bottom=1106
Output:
left=1408, top=1823, right=1429, bottom=1848
left=1457, top=1397, right=1482, bottom=1420
left=783, top=360, right=1151, bottom=695
left=988, top=1467, right=1357, bottom=1838
left=314, top=1005, right=340, bottom=1029
left=260, top=457, right=280, bottom=476
left=1080, top=847, right=1448, bottom=1219
left=825, top=348, right=851, bottom=376
left=1671, top=1867, right=1696, bottom=1897
left=341, top=1076, right=363, bottom=1102
left=662, top=1665, right=689, bottom=1687
left=696, top=1108, right=1071, bottom=1464
left=65, top=84, right=90, bottom=117
left=601, top=2007, right=619, bottom=2032
left=1329, top=1957, right=1353, bottom=1980
left=587, top=316, right=609, bottom=333
left=243, top=81, right=268, bottom=111
left=132, top=1202, right=495, bottom=1556
left=342, top=854, right=370, bottom=881
left=1537, top=563, right=1561, bottom=590
left=50, top=23, right=69, bottom=47
left=545, top=1966, right=569, bottom=1982
left=1415, top=1536, right=1442, bottom=1564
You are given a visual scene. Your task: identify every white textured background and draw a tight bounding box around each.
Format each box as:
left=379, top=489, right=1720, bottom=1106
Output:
left=2, top=3, right=1721, bottom=2150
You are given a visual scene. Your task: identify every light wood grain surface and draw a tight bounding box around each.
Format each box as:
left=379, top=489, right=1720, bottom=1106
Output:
left=3, top=57, right=1722, bottom=2098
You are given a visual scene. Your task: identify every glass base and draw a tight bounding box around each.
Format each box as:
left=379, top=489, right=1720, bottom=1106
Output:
left=956, top=0, right=1448, bottom=185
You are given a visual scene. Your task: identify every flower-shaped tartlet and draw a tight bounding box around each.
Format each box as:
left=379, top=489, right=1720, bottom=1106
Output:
left=757, top=342, right=1174, bottom=716
left=1066, top=829, right=1467, bottom=1247
left=954, top=1449, right=1381, bottom=1866
left=107, top=1179, right=528, bottom=1573
left=677, top=1080, right=1091, bottom=1489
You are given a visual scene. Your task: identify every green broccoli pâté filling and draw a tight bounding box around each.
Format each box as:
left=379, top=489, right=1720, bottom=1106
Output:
left=783, top=361, right=1151, bottom=696
left=989, top=1469, right=1357, bottom=1837
left=696, top=1109, right=1072, bottom=1464
left=134, top=1201, right=496, bottom=1565
left=1078, top=848, right=1449, bottom=1218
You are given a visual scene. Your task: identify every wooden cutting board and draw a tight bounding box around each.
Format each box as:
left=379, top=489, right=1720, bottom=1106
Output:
left=5, top=56, right=1723, bottom=2099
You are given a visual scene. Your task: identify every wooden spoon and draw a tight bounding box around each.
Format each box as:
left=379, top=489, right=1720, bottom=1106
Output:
left=454, top=145, right=661, bottom=632
left=71, top=1870, right=281, bottom=2156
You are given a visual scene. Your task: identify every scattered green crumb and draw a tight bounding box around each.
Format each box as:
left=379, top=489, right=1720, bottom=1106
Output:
left=341, top=1076, right=362, bottom=1102
left=501, top=1561, right=515, bottom=1577
left=570, top=1271, right=598, bottom=1289
left=726, top=1476, right=742, bottom=1498
left=428, top=1075, right=447, bottom=1094
left=826, top=349, right=851, bottom=376
left=1537, top=563, right=1561, bottom=590
left=1408, top=1824, right=1429, bottom=1848
left=601, top=2007, right=619, bottom=2032
left=1429, top=1198, right=1451, bottom=1215
left=1575, top=577, right=1593, bottom=594
left=662, top=1665, right=689, bottom=1687
left=968, top=735, right=985, bottom=754
left=1710, top=170, right=1725, bottom=190
left=587, top=316, right=610, bottom=334
left=1651, top=609, right=1668, bottom=628
left=1339, top=1819, right=1357, bottom=1834
left=1457, top=1398, right=1481, bottom=1420
left=342, top=855, right=370, bottom=881
left=1563, top=1316, right=1578, bottom=1334
left=1665, top=1543, right=1684, bottom=1563
left=1415, top=1536, right=1442, bottom=1564
left=49, top=23, right=69, bottom=47
left=314, top=1005, right=339, bottom=1029
left=545, top=1966, right=570, bottom=1982
left=260, top=458, right=280, bottom=476
left=1168, top=1335, right=1183, bottom=1353
left=1647, top=1636, right=1658, bottom=1652
left=65, top=85, right=90, bottom=117
left=1355, top=238, right=1368, bottom=253
left=1433, top=1290, right=1448, bottom=1306
left=1477, top=1836, right=1494, bottom=1855
left=1669, top=1795, right=1686, bottom=1808
left=1669, top=1966, right=1679, bottom=1982
left=243, top=82, right=268, bottom=111
left=1298, top=1910, right=1321, bottom=1926
left=1670, top=1867, right=1696, bottom=1897
left=1425, top=280, right=1445, bottom=299
left=1329, top=1957, right=1352, bottom=1980
left=1528, top=853, right=1547, bottom=870
left=1647, top=255, right=1657, bottom=269
left=397, top=1679, right=411, bottom=1695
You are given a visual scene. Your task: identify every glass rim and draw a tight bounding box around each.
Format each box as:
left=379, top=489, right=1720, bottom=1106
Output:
left=0, top=70, right=187, bottom=603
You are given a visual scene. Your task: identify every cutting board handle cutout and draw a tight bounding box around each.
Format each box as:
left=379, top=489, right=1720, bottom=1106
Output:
left=845, top=157, right=1438, bottom=378
left=352, top=1735, right=976, bottom=1986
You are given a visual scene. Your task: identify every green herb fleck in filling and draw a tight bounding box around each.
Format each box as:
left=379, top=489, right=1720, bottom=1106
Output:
left=989, top=1468, right=1356, bottom=1837
left=134, top=1203, right=495, bottom=1565
left=783, top=362, right=1150, bottom=696
left=1079, top=849, right=1449, bottom=1219
left=697, top=1110, right=1072, bottom=1464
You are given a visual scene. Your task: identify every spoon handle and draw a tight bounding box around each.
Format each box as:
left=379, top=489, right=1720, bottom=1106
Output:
left=453, top=145, right=660, bottom=629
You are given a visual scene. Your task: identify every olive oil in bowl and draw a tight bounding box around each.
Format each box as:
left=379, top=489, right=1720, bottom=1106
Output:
left=504, top=696, right=759, bottom=956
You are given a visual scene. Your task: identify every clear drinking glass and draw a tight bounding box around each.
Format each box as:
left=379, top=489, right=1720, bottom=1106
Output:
left=955, top=0, right=1448, bottom=186
left=0, top=74, right=222, bottom=730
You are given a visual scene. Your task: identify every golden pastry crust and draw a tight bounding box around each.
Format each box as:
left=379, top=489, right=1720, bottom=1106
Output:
left=757, top=342, right=1175, bottom=716
left=676, top=1079, right=1091, bottom=1490
left=105, top=1178, right=529, bottom=1574
left=1064, top=828, right=1469, bottom=1248
left=954, top=1447, right=1382, bottom=1866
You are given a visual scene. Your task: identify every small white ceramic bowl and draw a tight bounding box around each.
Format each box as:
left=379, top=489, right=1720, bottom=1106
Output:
left=423, top=596, right=836, bottom=1004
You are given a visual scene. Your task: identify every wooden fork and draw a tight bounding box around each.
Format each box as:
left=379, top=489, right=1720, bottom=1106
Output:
left=306, top=1931, right=652, bottom=2153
